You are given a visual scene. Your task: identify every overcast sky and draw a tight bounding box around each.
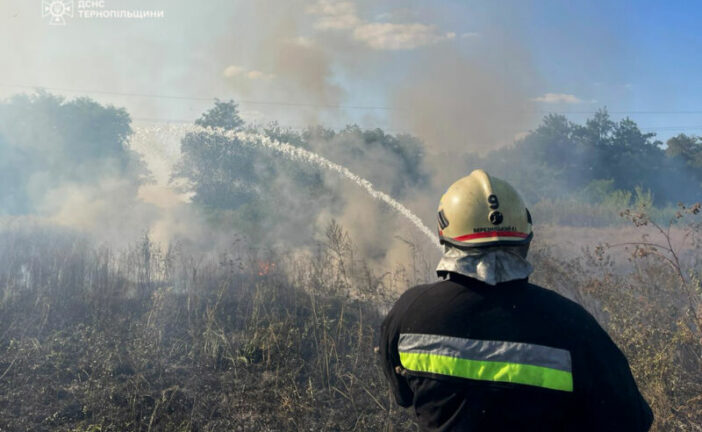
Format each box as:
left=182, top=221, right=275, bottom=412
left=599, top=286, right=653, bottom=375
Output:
left=2, top=0, right=701, bottom=144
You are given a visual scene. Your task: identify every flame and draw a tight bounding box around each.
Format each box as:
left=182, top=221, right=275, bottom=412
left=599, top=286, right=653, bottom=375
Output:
left=257, top=261, right=276, bottom=276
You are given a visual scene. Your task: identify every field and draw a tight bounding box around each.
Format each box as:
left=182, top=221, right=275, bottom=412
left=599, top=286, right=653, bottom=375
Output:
left=0, top=205, right=700, bottom=432
left=4, top=1, right=702, bottom=430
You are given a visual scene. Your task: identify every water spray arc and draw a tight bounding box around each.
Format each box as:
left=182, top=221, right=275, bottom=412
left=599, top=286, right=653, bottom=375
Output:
left=132, top=124, right=440, bottom=247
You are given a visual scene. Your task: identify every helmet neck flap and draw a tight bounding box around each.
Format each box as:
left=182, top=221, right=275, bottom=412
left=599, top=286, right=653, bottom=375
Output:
left=436, top=243, right=533, bottom=286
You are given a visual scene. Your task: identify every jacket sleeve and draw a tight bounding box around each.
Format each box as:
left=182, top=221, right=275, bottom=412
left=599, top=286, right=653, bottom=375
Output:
left=379, top=297, right=414, bottom=407
left=574, top=311, right=654, bottom=431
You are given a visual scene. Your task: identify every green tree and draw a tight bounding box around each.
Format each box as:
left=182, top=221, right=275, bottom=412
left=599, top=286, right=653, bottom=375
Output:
left=303, top=125, right=429, bottom=198
left=194, top=98, right=244, bottom=131
left=0, top=92, right=139, bottom=214
left=476, top=108, right=701, bottom=205
left=582, top=108, right=615, bottom=146
left=175, top=101, right=332, bottom=244
left=666, top=134, right=702, bottom=170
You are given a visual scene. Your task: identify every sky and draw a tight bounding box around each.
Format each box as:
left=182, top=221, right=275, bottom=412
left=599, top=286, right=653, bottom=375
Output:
left=2, top=0, right=702, bottom=145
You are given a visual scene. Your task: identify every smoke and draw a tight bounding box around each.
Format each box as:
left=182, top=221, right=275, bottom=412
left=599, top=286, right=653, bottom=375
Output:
left=217, top=0, right=346, bottom=125
left=388, top=49, right=538, bottom=190
left=391, top=55, right=534, bottom=154
left=211, top=0, right=543, bottom=250
left=224, top=0, right=540, bottom=220
left=114, top=118, right=439, bottom=269
left=0, top=1, right=545, bottom=273
left=135, top=124, right=439, bottom=244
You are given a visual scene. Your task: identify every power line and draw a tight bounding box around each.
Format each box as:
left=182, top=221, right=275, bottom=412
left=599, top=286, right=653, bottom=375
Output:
left=131, top=117, right=412, bottom=135
left=131, top=116, right=702, bottom=135
left=5, top=83, right=702, bottom=115
left=3, top=83, right=702, bottom=134
left=0, top=84, right=215, bottom=102
left=0, top=84, right=397, bottom=111
left=641, top=126, right=702, bottom=131
left=541, top=110, right=702, bottom=115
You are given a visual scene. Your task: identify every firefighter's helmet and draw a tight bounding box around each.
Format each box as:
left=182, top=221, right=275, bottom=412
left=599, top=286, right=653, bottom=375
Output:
left=437, top=169, right=532, bottom=248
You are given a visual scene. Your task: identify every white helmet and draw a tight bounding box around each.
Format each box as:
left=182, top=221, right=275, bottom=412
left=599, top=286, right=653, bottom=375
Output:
left=437, top=169, right=533, bottom=249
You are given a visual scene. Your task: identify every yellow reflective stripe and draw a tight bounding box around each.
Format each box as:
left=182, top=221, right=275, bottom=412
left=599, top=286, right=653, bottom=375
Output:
left=398, top=333, right=572, bottom=372
left=399, top=351, right=573, bottom=392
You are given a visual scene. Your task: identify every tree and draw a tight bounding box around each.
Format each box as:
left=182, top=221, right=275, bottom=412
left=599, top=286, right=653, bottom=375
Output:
left=582, top=108, right=615, bottom=146
left=175, top=101, right=434, bottom=249
left=666, top=134, right=702, bottom=168
left=194, top=99, right=244, bottom=131
left=0, top=92, right=139, bottom=214
left=665, top=133, right=702, bottom=189
left=303, top=125, right=429, bottom=198
left=475, top=108, right=701, bottom=205
left=175, top=102, right=330, bottom=229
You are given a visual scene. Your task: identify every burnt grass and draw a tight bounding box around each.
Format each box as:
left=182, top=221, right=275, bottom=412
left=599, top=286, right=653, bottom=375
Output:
left=0, top=217, right=701, bottom=431
left=0, top=280, right=417, bottom=431
left=0, top=228, right=418, bottom=432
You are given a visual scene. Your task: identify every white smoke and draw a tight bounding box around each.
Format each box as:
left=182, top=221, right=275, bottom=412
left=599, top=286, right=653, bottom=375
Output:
left=130, top=124, right=441, bottom=248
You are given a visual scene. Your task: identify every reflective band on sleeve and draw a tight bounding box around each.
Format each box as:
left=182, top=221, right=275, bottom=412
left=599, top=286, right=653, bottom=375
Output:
left=398, top=333, right=573, bottom=392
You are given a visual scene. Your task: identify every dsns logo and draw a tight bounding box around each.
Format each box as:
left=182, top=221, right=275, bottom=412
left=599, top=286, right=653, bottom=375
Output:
left=42, top=0, right=74, bottom=25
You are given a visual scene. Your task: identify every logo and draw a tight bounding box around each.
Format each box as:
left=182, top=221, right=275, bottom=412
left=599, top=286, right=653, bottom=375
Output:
left=488, top=211, right=503, bottom=225
left=41, top=0, right=164, bottom=24
left=42, top=0, right=74, bottom=25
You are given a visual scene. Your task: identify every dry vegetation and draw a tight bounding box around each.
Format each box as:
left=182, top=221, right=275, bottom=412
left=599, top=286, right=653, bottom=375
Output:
left=0, top=206, right=700, bottom=431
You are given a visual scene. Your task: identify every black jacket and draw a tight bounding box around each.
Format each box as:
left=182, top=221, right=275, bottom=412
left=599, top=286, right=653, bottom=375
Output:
left=380, top=273, right=653, bottom=431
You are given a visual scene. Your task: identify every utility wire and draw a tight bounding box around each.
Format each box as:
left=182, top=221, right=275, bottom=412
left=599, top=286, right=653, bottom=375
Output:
left=131, top=117, right=702, bottom=135
left=5, top=83, right=702, bottom=115
left=4, top=83, right=702, bottom=133
left=0, top=84, right=396, bottom=111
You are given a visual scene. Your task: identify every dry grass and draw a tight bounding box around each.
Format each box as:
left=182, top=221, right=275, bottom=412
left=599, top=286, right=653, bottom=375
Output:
left=0, top=206, right=700, bottom=431
left=0, top=224, right=419, bottom=432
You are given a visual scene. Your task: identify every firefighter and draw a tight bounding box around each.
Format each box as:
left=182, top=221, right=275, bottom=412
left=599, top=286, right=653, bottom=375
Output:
left=380, top=169, right=653, bottom=431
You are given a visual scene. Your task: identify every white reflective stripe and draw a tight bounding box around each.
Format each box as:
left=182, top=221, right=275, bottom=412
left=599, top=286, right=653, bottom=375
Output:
left=398, top=333, right=572, bottom=372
